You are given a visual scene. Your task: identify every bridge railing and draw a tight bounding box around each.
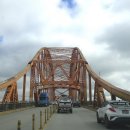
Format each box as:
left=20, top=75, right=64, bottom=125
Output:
left=0, top=101, right=34, bottom=112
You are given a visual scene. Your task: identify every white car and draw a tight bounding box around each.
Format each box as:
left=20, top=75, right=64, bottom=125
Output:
left=96, top=100, right=130, bottom=128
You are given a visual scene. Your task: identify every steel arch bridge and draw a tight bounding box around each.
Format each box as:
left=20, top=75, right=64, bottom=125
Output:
left=0, top=47, right=130, bottom=107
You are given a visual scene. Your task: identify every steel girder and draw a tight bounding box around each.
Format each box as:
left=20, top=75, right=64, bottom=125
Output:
left=2, top=82, right=18, bottom=103
left=30, top=48, right=87, bottom=103
left=0, top=47, right=130, bottom=107
left=86, top=63, right=130, bottom=107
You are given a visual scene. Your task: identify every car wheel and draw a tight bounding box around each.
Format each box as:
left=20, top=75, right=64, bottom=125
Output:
left=104, top=115, right=111, bottom=129
left=96, top=112, right=101, bottom=123
left=70, top=109, right=72, bottom=113
left=57, top=109, right=60, bottom=113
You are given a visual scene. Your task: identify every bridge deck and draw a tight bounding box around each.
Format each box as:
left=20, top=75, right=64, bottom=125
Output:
left=44, top=108, right=129, bottom=130
left=0, top=107, right=41, bottom=130
left=0, top=107, right=129, bottom=130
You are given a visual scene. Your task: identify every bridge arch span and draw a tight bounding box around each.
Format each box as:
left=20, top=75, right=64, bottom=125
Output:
left=0, top=47, right=130, bottom=107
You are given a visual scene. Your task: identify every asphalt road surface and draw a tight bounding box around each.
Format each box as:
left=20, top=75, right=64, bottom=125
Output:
left=0, top=107, right=130, bottom=130
left=45, top=107, right=130, bottom=130
left=0, top=107, right=45, bottom=130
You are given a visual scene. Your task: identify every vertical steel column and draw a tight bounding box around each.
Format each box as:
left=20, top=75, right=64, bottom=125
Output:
left=78, top=90, right=80, bottom=101
left=96, top=82, right=101, bottom=107
left=94, top=81, right=100, bottom=107
left=52, top=88, right=55, bottom=101
left=94, top=83, right=105, bottom=107
left=22, top=74, right=26, bottom=102
left=72, top=90, right=76, bottom=101
left=30, top=66, right=35, bottom=102
left=74, top=90, right=77, bottom=101
left=12, top=82, right=18, bottom=102
left=83, top=63, right=87, bottom=103
left=69, top=88, right=72, bottom=99
left=76, top=90, right=78, bottom=101
left=89, top=74, right=92, bottom=103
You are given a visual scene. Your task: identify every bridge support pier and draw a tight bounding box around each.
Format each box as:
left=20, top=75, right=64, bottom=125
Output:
left=22, top=74, right=26, bottom=102
left=89, top=74, right=92, bottom=104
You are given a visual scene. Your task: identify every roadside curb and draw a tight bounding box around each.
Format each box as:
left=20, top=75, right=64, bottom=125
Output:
left=0, top=106, right=35, bottom=116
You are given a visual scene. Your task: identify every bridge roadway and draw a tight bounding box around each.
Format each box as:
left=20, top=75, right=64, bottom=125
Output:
left=0, top=107, right=130, bottom=130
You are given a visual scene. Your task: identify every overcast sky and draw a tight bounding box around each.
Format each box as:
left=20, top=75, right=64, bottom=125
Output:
left=0, top=0, right=130, bottom=100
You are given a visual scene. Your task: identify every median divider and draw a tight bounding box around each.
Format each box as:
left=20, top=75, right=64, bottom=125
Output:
left=32, top=114, right=35, bottom=130
left=47, top=108, right=48, bottom=121
left=39, top=111, right=43, bottom=130
left=16, top=104, right=57, bottom=130
left=44, top=109, right=47, bottom=124
left=50, top=106, right=52, bottom=118
left=17, top=120, right=21, bottom=130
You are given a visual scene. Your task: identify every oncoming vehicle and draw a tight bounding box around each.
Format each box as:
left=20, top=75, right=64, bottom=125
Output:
left=57, top=97, right=73, bottom=113
left=96, top=100, right=130, bottom=128
left=73, top=101, right=81, bottom=107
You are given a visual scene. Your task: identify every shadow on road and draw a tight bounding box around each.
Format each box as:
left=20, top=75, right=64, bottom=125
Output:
left=103, top=124, right=130, bottom=130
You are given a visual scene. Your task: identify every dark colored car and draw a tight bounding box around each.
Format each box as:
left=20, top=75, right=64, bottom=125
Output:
left=38, top=92, right=49, bottom=107
left=57, top=98, right=73, bottom=113
left=73, top=101, right=80, bottom=107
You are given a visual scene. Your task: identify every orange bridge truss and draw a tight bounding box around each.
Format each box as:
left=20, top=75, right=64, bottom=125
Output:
left=0, top=47, right=130, bottom=107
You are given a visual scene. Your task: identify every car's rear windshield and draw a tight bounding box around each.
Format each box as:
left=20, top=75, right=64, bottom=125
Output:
left=40, top=97, right=47, bottom=100
left=110, top=102, right=129, bottom=106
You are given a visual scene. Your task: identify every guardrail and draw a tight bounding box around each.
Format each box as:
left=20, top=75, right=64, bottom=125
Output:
left=0, top=102, right=34, bottom=112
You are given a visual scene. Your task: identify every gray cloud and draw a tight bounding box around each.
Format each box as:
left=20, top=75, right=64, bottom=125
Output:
left=0, top=42, right=41, bottom=81
left=111, top=0, right=130, bottom=12
left=102, top=0, right=130, bottom=12
left=0, top=41, right=64, bottom=82
left=0, top=36, right=3, bottom=42
left=96, top=22, right=130, bottom=57
left=1, top=0, right=130, bottom=101
left=1, top=15, right=43, bottom=44
left=88, top=53, right=130, bottom=91
left=89, top=54, right=130, bottom=77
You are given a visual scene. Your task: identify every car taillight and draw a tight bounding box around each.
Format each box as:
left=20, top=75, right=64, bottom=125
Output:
left=109, top=107, right=116, bottom=112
